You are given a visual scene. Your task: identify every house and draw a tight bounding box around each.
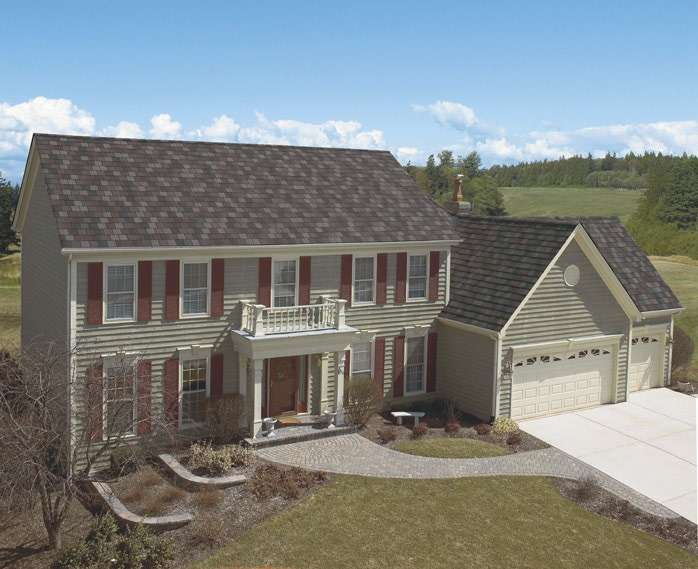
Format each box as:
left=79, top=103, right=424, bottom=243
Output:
left=12, top=134, right=683, bottom=443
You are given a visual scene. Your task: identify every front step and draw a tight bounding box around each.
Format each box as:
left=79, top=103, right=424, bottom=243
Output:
left=243, top=424, right=357, bottom=449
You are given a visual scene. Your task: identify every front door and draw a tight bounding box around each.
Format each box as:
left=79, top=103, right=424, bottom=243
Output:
left=267, top=356, right=300, bottom=416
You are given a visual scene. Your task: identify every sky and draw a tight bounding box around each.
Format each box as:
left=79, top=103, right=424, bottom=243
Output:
left=1, top=0, right=697, bottom=183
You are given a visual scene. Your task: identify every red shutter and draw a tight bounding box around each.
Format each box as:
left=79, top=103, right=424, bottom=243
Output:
left=211, top=259, right=225, bottom=316
left=258, top=257, right=272, bottom=307
left=87, top=363, right=103, bottom=441
left=137, top=360, right=152, bottom=435
left=137, top=261, right=152, bottom=321
left=164, top=358, right=179, bottom=428
left=393, top=336, right=404, bottom=398
left=395, top=253, right=407, bottom=303
left=374, top=337, right=385, bottom=392
left=299, top=256, right=311, bottom=306
left=429, top=251, right=440, bottom=302
left=87, top=262, right=103, bottom=325
left=340, top=254, right=352, bottom=307
left=376, top=253, right=387, bottom=305
left=165, top=261, right=180, bottom=319
left=210, top=353, right=224, bottom=397
left=427, top=332, right=438, bottom=393
left=344, top=350, right=351, bottom=381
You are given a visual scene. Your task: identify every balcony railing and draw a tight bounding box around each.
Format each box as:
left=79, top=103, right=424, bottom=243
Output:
left=240, top=297, right=347, bottom=337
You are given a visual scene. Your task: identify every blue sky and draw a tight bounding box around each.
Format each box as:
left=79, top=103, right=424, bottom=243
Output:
left=2, top=0, right=697, bottom=182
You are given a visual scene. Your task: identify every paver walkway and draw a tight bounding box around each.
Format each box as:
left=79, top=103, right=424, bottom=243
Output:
left=256, top=433, right=679, bottom=518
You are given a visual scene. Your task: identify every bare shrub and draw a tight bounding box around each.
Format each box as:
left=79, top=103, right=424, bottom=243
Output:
left=190, top=513, right=226, bottom=546
left=474, top=423, right=491, bottom=435
left=159, top=484, right=186, bottom=504
left=194, top=489, right=224, bottom=510
left=346, top=376, right=384, bottom=429
left=506, top=432, right=523, bottom=446
left=412, top=422, right=429, bottom=439
left=377, top=426, right=397, bottom=444
left=444, top=421, right=460, bottom=435
left=250, top=464, right=326, bottom=500
left=138, top=468, right=163, bottom=487
left=671, top=326, right=694, bottom=372
left=206, top=393, right=247, bottom=445
left=120, top=484, right=146, bottom=503
left=571, top=475, right=599, bottom=501
left=444, top=397, right=462, bottom=424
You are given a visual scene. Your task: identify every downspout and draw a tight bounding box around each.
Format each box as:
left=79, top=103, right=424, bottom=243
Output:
left=492, top=336, right=502, bottom=421
left=667, top=316, right=675, bottom=385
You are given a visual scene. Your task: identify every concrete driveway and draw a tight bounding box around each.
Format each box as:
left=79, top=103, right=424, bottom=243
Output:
left=520, top=388, right=696, bottom=522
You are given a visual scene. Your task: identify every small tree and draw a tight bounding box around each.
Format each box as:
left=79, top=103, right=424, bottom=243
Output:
left=205, top=393, right=247, bottom=445
left=345, top=376, right=384, bottom=429
left=0, top=174, right=19, bottom=252
left=672, top=326, right=695, bottom=372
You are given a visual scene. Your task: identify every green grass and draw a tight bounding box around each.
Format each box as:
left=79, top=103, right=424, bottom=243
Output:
left=502, top=186, right=642, bottom=223
left=191, top=475, right=697, bottom=569
left=651, top=256, right=698, bottom=369
left=0, top=253, right=20, bottom=350
left=392, top=437, right=511, bottom=458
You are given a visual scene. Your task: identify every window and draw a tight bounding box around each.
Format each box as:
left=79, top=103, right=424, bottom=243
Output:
left=353, top=257, right=375, bottom=304
left=105, top=265, right=135, bottom=320
left=182, top=262, right=209, bottom=315
left=351, top=341, right=373, bottom=378
left=408, top=254, right=427, bottom=300
left=181, top=357, right=208, bottom=424
left=405, top=336, right=425, bottom=393
left=104, top=363, right=136, bottom=436
left=273, top=259, right=297, bottom=307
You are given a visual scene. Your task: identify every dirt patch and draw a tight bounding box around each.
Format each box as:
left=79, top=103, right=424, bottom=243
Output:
left=550, top=476, right=698, bottom=555
left=360, top=412, right=548, bottom=453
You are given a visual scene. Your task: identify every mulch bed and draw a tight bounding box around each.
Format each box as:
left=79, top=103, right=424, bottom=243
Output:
left=360, top=411, right=549, bottom=453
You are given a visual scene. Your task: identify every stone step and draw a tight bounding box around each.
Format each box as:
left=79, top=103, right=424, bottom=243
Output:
left=243, top=424, right=357, bottom=449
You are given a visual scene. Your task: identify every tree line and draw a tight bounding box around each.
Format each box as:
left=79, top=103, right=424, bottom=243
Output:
left=0, top=172, right=20, bottom=252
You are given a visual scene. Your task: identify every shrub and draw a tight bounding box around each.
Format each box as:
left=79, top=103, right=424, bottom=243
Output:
left=137, top=468, right=163, bottom=487
left=444, top=421, right=460, bottom=434
left=111, top=446, right=145, bottom=476
left=491, top=417, right=519, bottom=435
left=346, top=376, right=384, bottom=429
left=188, top=442, right=253, bottom=476
left=206, top=393, right=247, bottom=445
left=159, top=485, right=186, bottom=504
left=671, top=326, right=695, bottom=372
left=190, top=513, right=226, bottom=546
left=412, top=422, right=428, bottom=439
left=194, top=489, right=224, bottom=510
left=444, top=397, right=462, bottom=424
left=377, top=426, right=397, bottom=444
left=474, top=423, right=491, bottom=435
left=506, top=432, right=523, bottom=446
left=53, top=515, right=174, bottom=569
left=227, top=444, right=255, bottom=467
left=250, top=464, right=326, bottom=500
left=571, top=475, right=599, bottom=502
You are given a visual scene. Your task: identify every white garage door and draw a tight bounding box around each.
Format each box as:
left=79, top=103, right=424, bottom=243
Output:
left=628, top=336, right=662, bottom=392
left=511, top=346, right=614, bottom=420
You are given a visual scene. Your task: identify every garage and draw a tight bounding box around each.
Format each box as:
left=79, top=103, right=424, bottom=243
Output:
left=511, top=346, right=615, bottom=420
left=628, top=335, right=663, bottom=392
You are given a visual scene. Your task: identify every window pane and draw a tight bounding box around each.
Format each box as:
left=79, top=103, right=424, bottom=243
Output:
left=354, top=257, right=374, bottom=280
left=183, top=263, right=208, bottom=289
left=352, top=341, right=372, bottom=377
left=105, top=365, right=135, bottom=435
left=353, top=257, right=374, bottom=303
left=106, top=265, right=134, bottom=320
left=408, top=255, right=427, bottom=299
left=273, top=260, right=296, bottom=307
left=405, top=336, right=425, bottom=393
left=182, top=358, right=208, bottom=424
left=182, top=263, right=208, bottom=314
left=354, top=281, right=373, bottom=303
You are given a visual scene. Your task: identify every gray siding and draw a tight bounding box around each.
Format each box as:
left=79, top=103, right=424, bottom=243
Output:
left=436, top=321, right=495, bottom=420
left=20, top=166, right=68, bottom=351
left=501, top=239, right=631, bottom=416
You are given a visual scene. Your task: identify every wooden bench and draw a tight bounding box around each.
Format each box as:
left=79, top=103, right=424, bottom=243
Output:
left=391, top=411, right=425, bottom=426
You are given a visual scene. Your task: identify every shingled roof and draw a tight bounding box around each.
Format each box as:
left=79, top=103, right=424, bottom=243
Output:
left=29, top=134, right=458, bottom=249
left=441, top=215, right=682, bottom=331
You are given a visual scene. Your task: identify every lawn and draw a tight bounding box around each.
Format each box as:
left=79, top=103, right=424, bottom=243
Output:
left=502, top=186, right=642, bottom=223
left=192, top=475, right=698, bottom=569
left=392, top=437, right=511, bottom=458
left=0, top=252, right=20, bottom=350
left=652, top=256, right=698, bottom=369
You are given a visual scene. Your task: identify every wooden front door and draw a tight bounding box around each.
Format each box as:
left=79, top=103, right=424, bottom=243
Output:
left=267, top=356, right=300, bottom=416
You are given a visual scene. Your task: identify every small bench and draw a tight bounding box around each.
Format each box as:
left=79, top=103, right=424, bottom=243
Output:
left=391, top=411, right=425, bottom=426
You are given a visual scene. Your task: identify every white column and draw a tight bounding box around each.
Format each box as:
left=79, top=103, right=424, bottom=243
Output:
left=248, top=358, right=265, bottom=438
left=319, top=352, right=330, bottom=412
left=237, top=353, right=247, bottom=397
left=334, top=350, right=346, bottom=425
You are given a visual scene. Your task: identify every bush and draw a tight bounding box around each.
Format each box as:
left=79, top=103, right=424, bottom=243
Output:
left=187, top=442, right=253, bottom=476
left=571, top=475, right=599, bottom=502
left=672, top=326, right=695, bottom=371
left=111, top=446, right=145, bottom=476
left=346, top=376, right=384, bottom=429
left=194, top=489, right=224, bottom=510
left=53, top=515, right=174, bottom=569
left=250, top=464, right=326, bottom=500
left=190, top=513, right=225, bottom=546
left=474, top=423, right=491, bottom=435
left=491, top=417, right=519, bottom=435
left=377, top=426, right=397, bottom=444
left=444, top=397, right=461, bottom=424
left=506, top=432, right=523, bottom=446
left=206, top=393, right=247, bottom=445
left=444, top=421, right=460, bottom=435
left=412, top=422, right=428, bottom=439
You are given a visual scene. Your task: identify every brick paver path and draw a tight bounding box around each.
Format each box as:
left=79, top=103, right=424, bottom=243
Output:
left=256, top=433, right=679, bottom=518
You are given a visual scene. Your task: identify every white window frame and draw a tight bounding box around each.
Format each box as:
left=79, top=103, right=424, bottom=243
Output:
left=404, top=326, right=429, bottom=395
left=352, top=255, right=376, bottom=306
left=351, top=331, right=376, bottom=379
left=271, top=257, right=299, bottom=308
left=103, top=263, right=137, bottom=323
left=407, top=253, right=428, bottom=302
left=178, top=345, right=212, bottom=427
left=102, top=353, right=138, bottom=438
left=180, top=260, right=211, bottom=318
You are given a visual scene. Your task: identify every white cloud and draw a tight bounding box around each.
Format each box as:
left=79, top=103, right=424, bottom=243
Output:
left=189, top=114, right=240, bottom=142
left=149, top=113, right=182, bottom=139
left=100, top=121, right=143, bottom=139
left=413, top=100, right=483, bottom=132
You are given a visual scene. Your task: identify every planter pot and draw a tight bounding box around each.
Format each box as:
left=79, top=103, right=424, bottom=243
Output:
left=677, top=381, right=690, bottom=393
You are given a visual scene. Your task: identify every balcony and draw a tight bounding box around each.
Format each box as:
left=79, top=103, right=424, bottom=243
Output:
left=240, top=297, right=347, bottom=337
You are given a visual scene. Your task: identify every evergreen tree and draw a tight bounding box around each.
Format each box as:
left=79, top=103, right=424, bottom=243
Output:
left=0, top=174, right=19, bottom=252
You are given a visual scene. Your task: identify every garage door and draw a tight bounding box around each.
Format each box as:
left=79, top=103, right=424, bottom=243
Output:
left=628, top=336, right=662, bottom=392
left=511, top=346, right=614, bottom=420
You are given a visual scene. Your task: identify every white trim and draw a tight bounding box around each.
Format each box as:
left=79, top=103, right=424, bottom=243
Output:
left=102, top=358, right=138, bottom=438
left=68, top=255, right=77, bottom=453
left=403, top=334, right=427, bottom=395
left=103, top=262, right=137, bottom=323
left=445, top=249, right=451, bottom=304
left=352, top=254, right=377, bottom=306
left=629, top=326, right=668, bottom=391
left=271, top=257, right=299, bottom=308
left=631, top=323, right=670, bottom=337
left=180, top=260, right=211, bottom=318
left=176, top=344, right=214, bottom=359
left=11, top=138, right=38, bottom=233
left=436, top=316, right=500, bottom=339
left=640, top=308, right=684, bottom=317
left=406, top=252, right=429, bottom=302
left=667, top=316, right=675, bottom=385
left=493, top=336, right=502, bottom=419
left=403, top=324, right=430, bottom=339
left=179, top=352, right=211, bottom=428
left=350, top=333, right=376, bottom=379
left=510, top=334, right=623, bottom=357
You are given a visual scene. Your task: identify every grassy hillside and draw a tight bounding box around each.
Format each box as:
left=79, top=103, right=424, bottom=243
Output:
left=501, top=186, right=642, bottom=222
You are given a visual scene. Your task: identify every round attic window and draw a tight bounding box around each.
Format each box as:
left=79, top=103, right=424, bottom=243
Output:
left=564, top=264, right=580, bottom=287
